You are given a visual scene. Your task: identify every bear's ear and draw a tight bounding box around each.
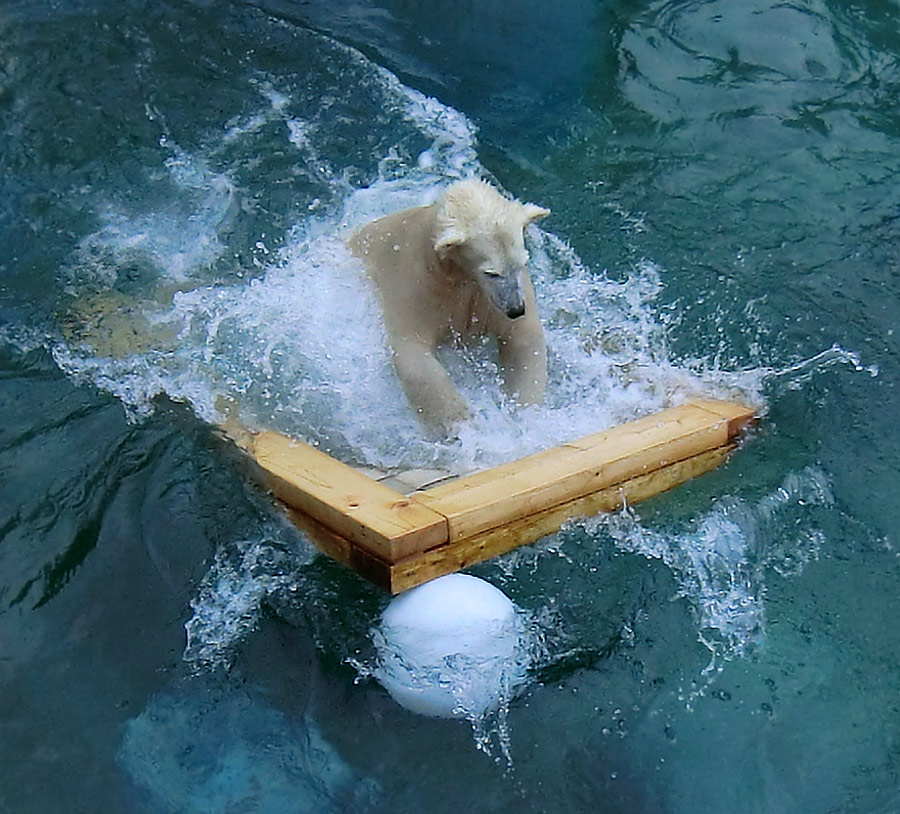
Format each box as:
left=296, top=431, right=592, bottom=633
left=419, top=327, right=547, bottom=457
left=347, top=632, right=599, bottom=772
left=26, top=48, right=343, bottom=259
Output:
left=522, top=203, right=551, bottom=224
left=434, top=227, right=466, bottom=258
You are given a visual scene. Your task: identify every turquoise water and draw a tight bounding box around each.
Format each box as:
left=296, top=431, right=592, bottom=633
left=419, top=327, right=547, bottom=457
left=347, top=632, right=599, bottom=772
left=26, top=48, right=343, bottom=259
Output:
left=2, top=0, right=899, bottom=811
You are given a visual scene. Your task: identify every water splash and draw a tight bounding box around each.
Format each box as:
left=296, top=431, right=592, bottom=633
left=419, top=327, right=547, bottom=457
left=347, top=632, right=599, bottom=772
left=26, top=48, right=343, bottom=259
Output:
left=36, top=22, right=875, bottom=768
left=764, top=344, right=879, bottom=388
left=47, top=27, right=880, bottom=475
left=50, top=34, right=483, bottom=458
left=183, top=538, right=308, bottom=672
left=350, top=603, right=550, bottom=768
left=599, top=466, right=834, bottom=674
left=66, top=138, right=236, bottom=291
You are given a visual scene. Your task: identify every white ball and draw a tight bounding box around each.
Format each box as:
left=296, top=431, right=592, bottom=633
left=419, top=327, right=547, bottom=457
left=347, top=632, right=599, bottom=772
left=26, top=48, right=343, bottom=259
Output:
left=373, top=574, right=525, bottom=718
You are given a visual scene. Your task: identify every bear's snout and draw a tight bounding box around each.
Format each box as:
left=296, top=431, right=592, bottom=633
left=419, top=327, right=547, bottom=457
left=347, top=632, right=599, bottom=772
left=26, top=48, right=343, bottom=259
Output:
left=506, top=302, right=526, bottom=320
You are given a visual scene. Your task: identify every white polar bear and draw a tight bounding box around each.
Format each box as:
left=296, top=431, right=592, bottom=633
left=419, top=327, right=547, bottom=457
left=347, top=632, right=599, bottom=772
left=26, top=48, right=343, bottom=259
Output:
left=349, top=179, right=550, bottom=433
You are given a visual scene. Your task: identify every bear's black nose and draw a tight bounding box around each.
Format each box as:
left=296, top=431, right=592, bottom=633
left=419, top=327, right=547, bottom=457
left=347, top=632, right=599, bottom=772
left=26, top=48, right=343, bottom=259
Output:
left=506, top=303, right=526, bottom=320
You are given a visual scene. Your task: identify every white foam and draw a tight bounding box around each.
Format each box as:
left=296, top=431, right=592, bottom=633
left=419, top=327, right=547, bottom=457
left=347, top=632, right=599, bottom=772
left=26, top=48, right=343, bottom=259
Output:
left=53, top=42, right=487, bottom=459
left=68, top=139, right=235, bottom=290
left=52, top=29, right=761, bottom=473
left=50, top=39, right=872, bottom=476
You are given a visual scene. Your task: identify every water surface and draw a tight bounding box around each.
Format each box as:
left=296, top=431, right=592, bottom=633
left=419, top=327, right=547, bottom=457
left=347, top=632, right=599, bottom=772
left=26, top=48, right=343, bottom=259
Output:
left=1, top=0, right=899, bottom=811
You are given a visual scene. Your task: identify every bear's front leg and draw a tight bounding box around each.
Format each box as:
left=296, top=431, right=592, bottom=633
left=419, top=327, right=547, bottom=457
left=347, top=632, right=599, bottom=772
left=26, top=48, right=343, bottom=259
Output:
left=391, top=337, right=471, bottom=434
left=498, top=316, right=547, bottom=406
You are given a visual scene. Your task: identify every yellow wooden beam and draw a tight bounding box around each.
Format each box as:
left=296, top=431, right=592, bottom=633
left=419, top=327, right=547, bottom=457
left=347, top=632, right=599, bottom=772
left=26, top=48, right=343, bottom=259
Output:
left=249, top=431, right=447, bottom=562
left=280, top=444, right=734, bottom=594
left=415, top=401, right=753, bottom=542
left=284, top=506, right=394, bottom=592
left=387, top=444, right=733, bottom=593
left=244, top=399, right=756, bottom=592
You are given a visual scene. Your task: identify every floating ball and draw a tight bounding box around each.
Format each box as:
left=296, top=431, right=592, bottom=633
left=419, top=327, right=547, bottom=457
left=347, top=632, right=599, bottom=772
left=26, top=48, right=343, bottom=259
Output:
left=373, top=574, right=525, bottom=718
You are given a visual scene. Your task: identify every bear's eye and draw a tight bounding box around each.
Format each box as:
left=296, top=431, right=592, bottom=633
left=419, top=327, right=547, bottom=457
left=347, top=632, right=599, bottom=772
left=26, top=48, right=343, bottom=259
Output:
left=482, top=267, right=502, bottom=277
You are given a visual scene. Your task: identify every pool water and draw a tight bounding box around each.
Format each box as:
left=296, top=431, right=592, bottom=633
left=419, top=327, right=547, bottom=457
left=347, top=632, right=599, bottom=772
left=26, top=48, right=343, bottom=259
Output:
left=1, top=0, right=899, bottom=811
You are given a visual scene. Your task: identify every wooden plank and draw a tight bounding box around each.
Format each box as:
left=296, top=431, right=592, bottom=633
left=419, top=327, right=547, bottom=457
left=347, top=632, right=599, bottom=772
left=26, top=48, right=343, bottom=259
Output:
left=284, top=506, right=393, bottom=592
left=387, top=444, right=733, bottom=593
left=241, top=399, right=755, bottom=590
left=688, top=399, right=758, bottom=437
left=248, top=431, right=448, bottom=561
left=416, top=401, right=754, bottom=543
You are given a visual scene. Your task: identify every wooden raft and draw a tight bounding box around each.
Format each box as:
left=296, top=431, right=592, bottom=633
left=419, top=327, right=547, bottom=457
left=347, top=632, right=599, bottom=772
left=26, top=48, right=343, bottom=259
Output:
left=245, top=399, right=755, bottom=593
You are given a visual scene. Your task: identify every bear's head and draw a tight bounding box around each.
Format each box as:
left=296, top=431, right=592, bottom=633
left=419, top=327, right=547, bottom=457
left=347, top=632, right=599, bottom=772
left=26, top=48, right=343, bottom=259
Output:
left=433, top=180, right=549, bottom=320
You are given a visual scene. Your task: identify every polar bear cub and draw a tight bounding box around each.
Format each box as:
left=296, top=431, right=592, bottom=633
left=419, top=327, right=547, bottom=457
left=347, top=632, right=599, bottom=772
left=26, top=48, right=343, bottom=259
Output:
left=349, top=179, right=550, bottom=433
